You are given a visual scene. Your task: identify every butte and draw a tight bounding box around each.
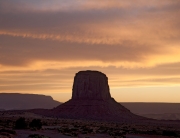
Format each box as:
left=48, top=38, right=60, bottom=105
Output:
left=44, top=70, right=144, bottom=122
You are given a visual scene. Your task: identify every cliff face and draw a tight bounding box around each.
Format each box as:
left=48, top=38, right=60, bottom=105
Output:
left=0, top=93, right=60, bottom=110
left=72, top=71, right=111, bottom=100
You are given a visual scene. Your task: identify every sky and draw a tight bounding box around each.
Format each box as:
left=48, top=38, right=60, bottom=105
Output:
left=0, top=0, right=180, bottom=103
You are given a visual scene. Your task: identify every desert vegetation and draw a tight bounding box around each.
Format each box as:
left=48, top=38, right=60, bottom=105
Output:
left=29, top=119, right=42, bottom=130
left=15, top=117, right=27, bottom=129
left=28, top=134, right=50, bottom=138
left=0, top=113, right=180, bottom=138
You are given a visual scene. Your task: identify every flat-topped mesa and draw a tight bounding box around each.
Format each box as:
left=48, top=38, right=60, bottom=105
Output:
left=72, top=70, right=111, bottom=100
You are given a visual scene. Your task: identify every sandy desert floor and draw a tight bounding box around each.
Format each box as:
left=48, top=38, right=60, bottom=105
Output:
left=0, top=111, right=180, bottom=138
left=14, top=129, right=73, bottom=138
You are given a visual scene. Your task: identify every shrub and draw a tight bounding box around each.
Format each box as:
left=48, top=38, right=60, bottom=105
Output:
left=29, top=119, right=42, bottom=129
left=15, top=117, right=27, bottom=129
left=28, top=134, right=50, bottom=138
left=162, top=130, right=179, bottom=137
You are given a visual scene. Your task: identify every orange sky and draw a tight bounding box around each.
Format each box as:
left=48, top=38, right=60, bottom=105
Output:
left=0, top=0, right=180, bottom=102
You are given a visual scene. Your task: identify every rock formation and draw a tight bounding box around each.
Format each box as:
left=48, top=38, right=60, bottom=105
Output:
left=46, top=71, right=144, bottom=122
left=72, top=71, right=111, bottom=100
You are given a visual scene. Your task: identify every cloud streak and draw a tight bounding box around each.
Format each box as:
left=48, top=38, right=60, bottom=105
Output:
left=0, top=1, right=180, bottom=66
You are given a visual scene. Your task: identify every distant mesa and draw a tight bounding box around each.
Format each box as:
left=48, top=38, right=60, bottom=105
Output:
left=44, top=70, right=144, bottom=121
left=0, top=93, right=60, bottom=110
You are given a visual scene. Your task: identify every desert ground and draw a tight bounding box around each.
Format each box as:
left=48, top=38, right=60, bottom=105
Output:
left=0, top=111, right=180, bottom=138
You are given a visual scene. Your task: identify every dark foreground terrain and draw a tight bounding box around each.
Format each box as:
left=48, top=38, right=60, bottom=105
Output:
left=0, top=111, right=180, bottom=138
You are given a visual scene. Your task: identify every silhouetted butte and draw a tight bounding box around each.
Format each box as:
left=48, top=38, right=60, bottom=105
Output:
left=47, top=70, right=143, bottom=121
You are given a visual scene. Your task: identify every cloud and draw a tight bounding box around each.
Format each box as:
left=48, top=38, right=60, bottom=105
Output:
left=0, top=32, right=162, bottom=68
left=0, top=0, right=180, bottom=94
left=1, top=62, right=180, bottom=93
left=1, top=0, right=180, bottom=12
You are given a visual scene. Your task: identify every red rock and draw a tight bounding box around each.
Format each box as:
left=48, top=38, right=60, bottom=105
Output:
left=72, top=71, right=111, bottom=100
